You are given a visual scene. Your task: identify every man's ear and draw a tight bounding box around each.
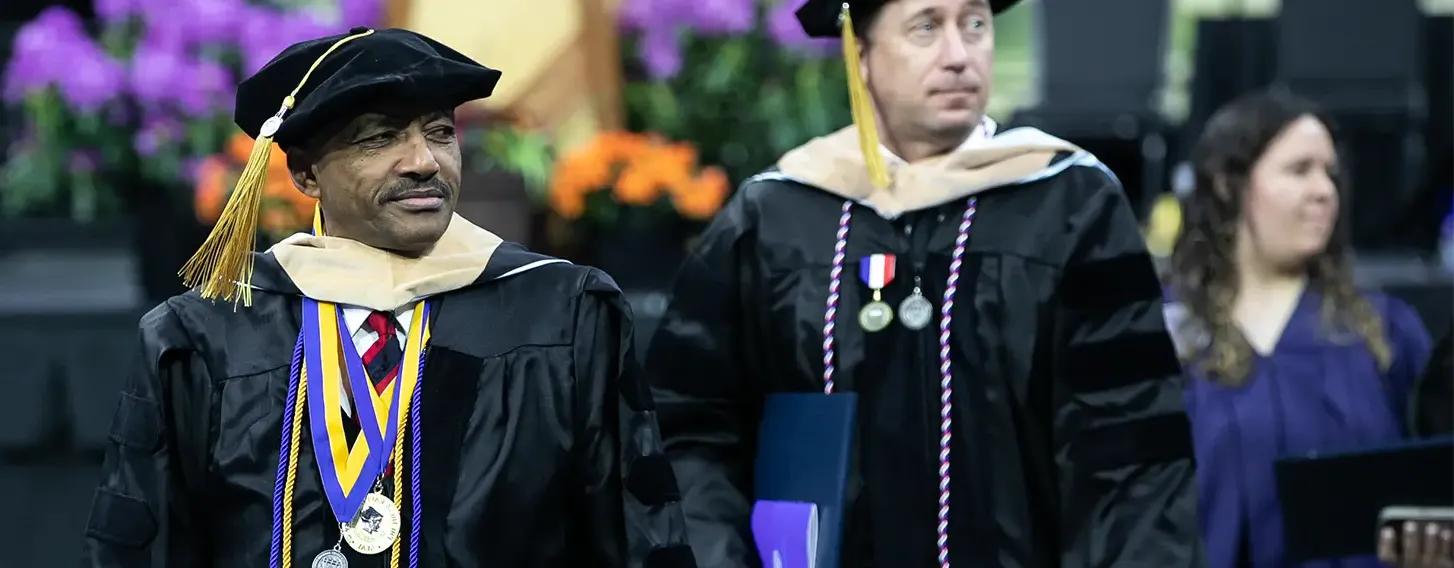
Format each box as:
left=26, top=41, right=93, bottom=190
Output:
left=286, top=149, right=321, bottom=199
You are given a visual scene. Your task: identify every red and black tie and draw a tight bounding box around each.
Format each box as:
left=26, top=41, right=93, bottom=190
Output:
left=362, top=311, right=403, bottom=392
left=351, top=311, right=404, bottom=476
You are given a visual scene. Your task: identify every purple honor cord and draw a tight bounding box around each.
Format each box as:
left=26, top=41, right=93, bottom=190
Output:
left=269, top=332, right=306, bottom=567
left=821, top=200, right=853, bottom=393
left=409, top=348, right=425, bottom=568
left=270, top=303, right=430, bottom=568
left=822, top=198, right=977, bottom=568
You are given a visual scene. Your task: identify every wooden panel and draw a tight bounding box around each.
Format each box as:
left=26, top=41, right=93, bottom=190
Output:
left=401, top=0, right=624, bottom=135
left=385, top=0, right=413, bottom=27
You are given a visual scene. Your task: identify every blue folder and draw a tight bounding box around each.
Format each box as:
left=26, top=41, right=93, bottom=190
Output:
left=752, top=393, right=857, bottom=568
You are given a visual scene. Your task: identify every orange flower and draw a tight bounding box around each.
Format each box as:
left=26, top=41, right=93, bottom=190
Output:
left=594, top=131, right=649, bottom=162
left=549, top=182, right=587, bottom=219
left=548, top=132, right=645, bottom=217
left=195, top=131, right=314, bottom=235
left=650, top=142, right=697, bottom=187
left=226, top=132, right=254, bottom=164
left=552, top=151, right=613, bottom=198
left=614, top=162, right=664, bottom=206
left=547, top=130, right=729, bottom=220
left=193, top=157, right=231, bottom=223
left=671, top=166, right=730, bottom=221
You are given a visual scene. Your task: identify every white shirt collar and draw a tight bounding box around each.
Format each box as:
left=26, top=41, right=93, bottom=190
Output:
left=340, top=306, right=414, bottom=337
left=880, top=116, right=998, bottom=165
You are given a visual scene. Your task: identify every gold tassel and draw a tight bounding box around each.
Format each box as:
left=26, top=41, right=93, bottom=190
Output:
left=179, top=29, right=376, bottom=306
left=840, top=3, right=891, bottom=189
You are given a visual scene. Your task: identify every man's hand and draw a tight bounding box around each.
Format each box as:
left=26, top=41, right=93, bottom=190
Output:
left=1379, top=521, right=1454, bottom=568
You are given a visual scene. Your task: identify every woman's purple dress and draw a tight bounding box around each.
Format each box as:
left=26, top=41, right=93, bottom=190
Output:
left=1177, top=291, right=1432, bottom=568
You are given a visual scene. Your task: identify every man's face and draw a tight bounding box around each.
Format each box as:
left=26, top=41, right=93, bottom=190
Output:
left=290, top=103, right=462, bottom=255
left=861, top=0, right=994, bottom=146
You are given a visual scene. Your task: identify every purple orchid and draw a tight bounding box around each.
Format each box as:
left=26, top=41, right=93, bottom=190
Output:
left=94, top=0, right=141, bottom=24
left=3, top=7, right=126, bottom=112
left=617, top=0, right=656, bottom=32
left=175, top=57, right=232, bottom=117
left=687, top=0, right=755, bottom=35
left=239, top=7, right=341, bottom=76
left=618, top=0, right=836, bottom=80
left=338, top=0, right=386, bottom=28
left=133, top=115, right=181, bottom=157
left=619, top=0, right=752, bottom=79
left=69, top=149, right=101, bottom=173
left=767, top=0, right=838, bottom=56
left=620, top=0, right=753, bottom=36
left=639, top=28, right=684, bottom=79
left=176, top=0, right=248, bottom=48
left=59, top=49, right=127, bottom=112
left=128, top=31, right=187, bottom=108
left=4, top=7, right=89, bottom=101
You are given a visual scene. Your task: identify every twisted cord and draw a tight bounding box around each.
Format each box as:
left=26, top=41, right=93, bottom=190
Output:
left=269, top=332, right=306, bottom=568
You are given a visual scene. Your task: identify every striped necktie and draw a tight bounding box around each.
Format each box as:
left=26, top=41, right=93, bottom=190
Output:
left=362, top=311, right=403, bottom=393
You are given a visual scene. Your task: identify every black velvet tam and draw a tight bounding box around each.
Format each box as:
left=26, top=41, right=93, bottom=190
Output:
left=234, top=27, right=502, bottom=147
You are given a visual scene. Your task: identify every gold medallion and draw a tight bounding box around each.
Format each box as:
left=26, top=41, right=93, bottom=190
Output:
left=342, top=492, right=401, bottom=555
left=858, top=301, right=894, bottom=332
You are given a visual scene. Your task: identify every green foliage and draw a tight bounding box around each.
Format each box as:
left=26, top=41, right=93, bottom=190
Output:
left=473, top=125, right=557, bottom=204
left=623, top=32, right=852, bottom=186
left=0, top=91, right=130, bottom=221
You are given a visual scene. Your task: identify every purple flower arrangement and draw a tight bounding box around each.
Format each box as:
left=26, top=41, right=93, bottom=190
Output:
left=618, top=0, right=838, bottom=79
left=0, top=0, right=382, bottom=220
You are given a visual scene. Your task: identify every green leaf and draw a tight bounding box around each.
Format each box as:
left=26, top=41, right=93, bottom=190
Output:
left=702, top=39, right=749, bottom=94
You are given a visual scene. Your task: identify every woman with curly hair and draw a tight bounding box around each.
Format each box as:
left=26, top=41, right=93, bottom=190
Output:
left=1169, top=90, right=1436, bottom=567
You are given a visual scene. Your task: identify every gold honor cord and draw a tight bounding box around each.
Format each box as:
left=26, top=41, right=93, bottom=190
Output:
left=280, top=305, right=428, bottom=568
left=179, top=29, right=376, bottom=307
left=277, top=202, right=428, bottom=567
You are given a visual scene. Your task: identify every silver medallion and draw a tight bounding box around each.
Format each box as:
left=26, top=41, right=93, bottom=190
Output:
left=311, top=548, right=349, bottom=568
left=342, top=492, right=401, bottom=555
left=858, top=301, right=894, bottom=332
left=898, top=292, right=934, bottom=330
left=259, top=116, right=284, bottom=138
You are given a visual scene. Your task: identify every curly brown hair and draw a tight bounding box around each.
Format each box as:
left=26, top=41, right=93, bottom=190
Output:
left=1170, top=90, right=1391, bottom=385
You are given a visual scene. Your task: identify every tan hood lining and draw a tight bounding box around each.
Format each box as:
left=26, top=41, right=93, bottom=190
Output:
left=777, top=125, right=1082, bottom=217
left=268, top=213, right=502, bottom=311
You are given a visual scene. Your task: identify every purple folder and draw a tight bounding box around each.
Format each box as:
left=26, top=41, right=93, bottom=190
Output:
left=752, top=500, right=819, bottom=568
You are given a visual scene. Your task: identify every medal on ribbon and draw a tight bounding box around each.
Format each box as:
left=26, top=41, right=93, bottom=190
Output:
left=857, top=253, right=896, bottom=332
left=898, top=275, right=934, bottom=330
left=271, top=202, right=429, bottom=568
left=302, top=298, right=431, bottom=555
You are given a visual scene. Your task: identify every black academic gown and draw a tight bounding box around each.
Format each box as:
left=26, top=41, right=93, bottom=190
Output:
left=82, top=243, right=696, bottom=568
left=1413, top=328, right=1453, bottom=437
left=647, top=146, right=1204, bottom=567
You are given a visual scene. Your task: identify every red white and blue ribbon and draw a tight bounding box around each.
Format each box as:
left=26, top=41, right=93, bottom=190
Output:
left=824, top=199, right=978, bottom=568
left=858, top=253, right=897, bottom=290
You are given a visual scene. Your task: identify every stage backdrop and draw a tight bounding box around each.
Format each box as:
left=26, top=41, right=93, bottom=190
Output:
left=392, top=0, right=624, bottom=150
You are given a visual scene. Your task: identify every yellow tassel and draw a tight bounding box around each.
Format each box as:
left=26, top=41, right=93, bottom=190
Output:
left=179, top=28, right=376, bottom=306
left=178, top=134, right=271, bottom=306
left=840, top=3, right=891, bottom=189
